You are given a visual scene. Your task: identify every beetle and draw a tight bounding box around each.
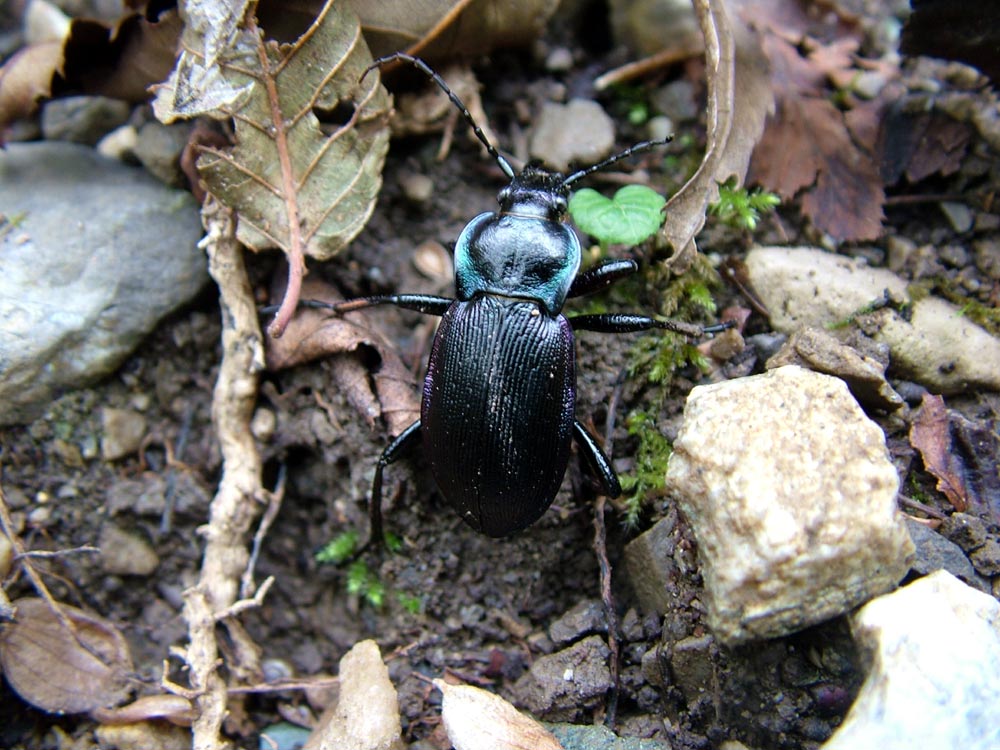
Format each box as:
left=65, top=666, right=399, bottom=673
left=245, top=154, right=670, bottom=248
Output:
left=327, top=54, right=730, bottom=541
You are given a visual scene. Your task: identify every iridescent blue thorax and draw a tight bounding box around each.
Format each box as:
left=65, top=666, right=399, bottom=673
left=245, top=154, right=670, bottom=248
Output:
left=454, top=163, right=581, bottom=316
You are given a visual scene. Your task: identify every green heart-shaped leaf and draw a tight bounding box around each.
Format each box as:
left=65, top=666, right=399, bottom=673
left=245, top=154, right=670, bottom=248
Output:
left=568, top=184, right=666, bottom=247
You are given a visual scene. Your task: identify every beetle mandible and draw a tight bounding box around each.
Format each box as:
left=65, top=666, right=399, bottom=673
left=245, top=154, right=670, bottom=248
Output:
left=332, top=54, right=730, bottom=541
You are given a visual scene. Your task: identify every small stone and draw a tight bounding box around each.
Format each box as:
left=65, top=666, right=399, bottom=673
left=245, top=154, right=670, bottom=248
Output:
left=624, top=509, right=681, bottom=616
left=973, top=237, right=1000, bottom=279
left=884, top=235, right=917, bottom=273
left=938, top=243, right=969, bottom=268
left=544, top=47, right=574, bottom=73
left=973, top=213, right=1000, bottom=233
left=940, top=512, right=988, bottom=552
left=100, top=407, right=147, bottom=461
left=646, top=115, right=674, bottom=143
left=666, top=366, right=913, bottom=645
left=823, top=571, right=1000, bottom=750
left=529, top=99, right=615, bottom=172
left=99, top=524, right=159, bottom=576
left=970, top=538, right=1000, bottom=577
left=667, top=634, right=716, bottom=703
left=510, top=635, right=612, bottom=721
left=548, top=599, right=606, bottom=646
left=547, top=723, right=672, bottom=750
left=852, top=70, right=887, bottom=99
left=905, top=519, right=985, bottom=591
left=399, top=172, right=433, bottom=205
left=40, top=96, right=131, bottom=145
left=134, top=121, right=191, bottom=187
left=651, top=79, right=699, bottom=122
left=96, top=124, right=139, bottom=162
left=412, top=240, right=452, bottom=282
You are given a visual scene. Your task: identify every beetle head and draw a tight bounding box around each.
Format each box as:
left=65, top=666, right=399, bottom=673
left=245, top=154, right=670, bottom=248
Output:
left=497, top=162, right=570, bottom=221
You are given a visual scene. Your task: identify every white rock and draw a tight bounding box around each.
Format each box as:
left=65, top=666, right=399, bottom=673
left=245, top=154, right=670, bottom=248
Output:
left=823, top=570, right=1000, bottom=750
left=745, top=246, right=1000, bottom=393
left=666, top=366, right=913, bottom=645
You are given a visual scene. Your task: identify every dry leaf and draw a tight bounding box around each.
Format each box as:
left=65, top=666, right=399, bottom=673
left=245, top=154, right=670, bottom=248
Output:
left=352, top=0, right=560, bottom=60
left=660, top=0, right=773, bottom=271
left=742, top=0, right=891, bottom=241
left=0, top=7, right=182, bottom=141
left=91, top=693, right=197, bottom=726
left=0, top=598, right=133, bottom=714
left=265, top=280, right=421, bottom=436
left=433, top=678, right=563, bottom=750
left=910, top=393, right=1000, bottom=522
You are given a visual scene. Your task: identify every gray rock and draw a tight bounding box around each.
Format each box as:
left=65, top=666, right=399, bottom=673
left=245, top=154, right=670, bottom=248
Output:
left=745, top=246, right=1000, bottom=394
left=549, top=599, right=607, bottom=646
left=0, top=142, right=207, bottom=425
left=822, top=571, right=1000, bottom=750
left=666, top=366, right=914, bottom=645
left=624, top=508, right=682, bottom=616
left=940, top=512, right=989, bottom=551
left=40, top=96, right=131, bottom=145
left=905, top=518, right=986, bottom=591
left=529, top=99, right=615, bottom=172
left=939, top=201, right=973, bottom=233
left=546, top=722, right=672, bottom=750
left=970, top=538, right=1000, bottom=577
left=511, top=635, right=612, bottom=721
left=134, top=121, right=192, bottom=187
left=667, top=634, right=716, bottom=703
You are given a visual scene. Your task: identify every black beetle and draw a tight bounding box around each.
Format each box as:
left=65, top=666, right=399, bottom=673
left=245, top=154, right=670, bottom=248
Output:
left=329, top=54, right=729, bottom=540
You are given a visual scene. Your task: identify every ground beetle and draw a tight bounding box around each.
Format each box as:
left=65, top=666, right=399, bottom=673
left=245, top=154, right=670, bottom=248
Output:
left=329, top=54, right=729, bottom=541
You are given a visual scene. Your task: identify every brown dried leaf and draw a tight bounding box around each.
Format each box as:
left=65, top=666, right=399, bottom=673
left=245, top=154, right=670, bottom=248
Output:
left=661, top=0, right=773, bottom=270
left=351, top=0, right=559, bottom=60
left=433, top=678, right=563, bottom=750
left=265, top=280, right=420, bottom=436
left=909, top=393, right=1000, bottom=522
left=91, top=693, right=196, bottom=726
left=742, top=0, right=889, bottom=241
left=0, top=9, right=181, bottom=139
left=0, top=598, right=133, bottom=714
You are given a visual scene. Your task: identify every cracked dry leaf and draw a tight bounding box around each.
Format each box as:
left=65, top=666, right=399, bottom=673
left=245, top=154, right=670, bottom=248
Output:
left=433, top=679, right=563, bottom=750
left=0, top=598, right=133, bottom=714
left=660, top=0, right=773, bottom=271
left=266, top=280, right=421, bottom=436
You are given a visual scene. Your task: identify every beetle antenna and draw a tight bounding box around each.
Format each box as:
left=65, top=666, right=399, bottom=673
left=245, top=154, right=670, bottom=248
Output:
left=562, top=137, right=673, bottom=187
left=362, top=52, right=516, bottom=180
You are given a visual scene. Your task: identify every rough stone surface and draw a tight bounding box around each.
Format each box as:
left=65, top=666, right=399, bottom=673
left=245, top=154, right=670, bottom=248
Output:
left=822, top=571, right=1000, bottom=750
left=624, top=508, right=682, bottom=616
left=905, top=518, right=986, bottom=591
left=549, top=599, right=607, bottom=646
left=745, top=246, right=1000, bottom=393
left=529, top=99, right=615, bottom=172
left=0, top=142, right=207, bottom=425
left=511, top=635, right=612, bottom=721
left=666, top=365, right=914, bottom=645
left=40, top=95, right=131, bottom=145
left=547, top=722, right=672, bottom=750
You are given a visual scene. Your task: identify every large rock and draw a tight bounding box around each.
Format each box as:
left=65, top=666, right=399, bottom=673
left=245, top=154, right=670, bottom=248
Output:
left=823, top=570, right=1000, bottom=750
left=0, top=142, right=207, bottom=425
left=665, top=365, right=913, bottom=645
left=745, top=246, right=1000, bottom=394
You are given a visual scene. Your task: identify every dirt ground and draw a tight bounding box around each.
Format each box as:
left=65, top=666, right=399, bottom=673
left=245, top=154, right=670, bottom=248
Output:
left=2, top=9, right=998, bottom=750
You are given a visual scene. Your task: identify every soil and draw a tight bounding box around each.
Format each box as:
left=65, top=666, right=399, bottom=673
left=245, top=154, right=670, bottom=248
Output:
left=2, top=9, right=998, bottom=750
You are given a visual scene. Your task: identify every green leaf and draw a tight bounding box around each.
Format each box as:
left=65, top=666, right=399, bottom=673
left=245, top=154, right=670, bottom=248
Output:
left=569, top=185, right=666, bottom=247
left=315, top=530, right=358, bottom=564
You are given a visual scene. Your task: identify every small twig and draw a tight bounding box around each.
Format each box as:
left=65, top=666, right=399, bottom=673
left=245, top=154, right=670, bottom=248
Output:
left=227, top=676, right=339, bottom=694
left=898, top=493, right=949, bottom=520
left=594, top=42, right=704, bottom=90
left=593, top=496, right=621, bottom=729
left=241, top=465, right=286, bottom=599
left=217, top=576, right=275, bottom=622
left=15, top=545, right=100, bottom=560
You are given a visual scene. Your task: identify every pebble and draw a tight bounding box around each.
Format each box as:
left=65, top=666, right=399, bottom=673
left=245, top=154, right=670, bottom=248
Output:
left=399, top=172, right=433, bottom=205
left=510, top=635, right=612, bottom=721
left=548, top=599, right=606, bottom=646
left=666, top=634, right=716, bottom=703
left=544, top=47, right=574, bottom=73
left=973, top=236, right=1000, bottom=278
left=665, top=366, right=913, bottom=645
left=0, top=142, right=207, bottom=425
left=134, top=121, right=191, bottom=187
left=40, top=95, right=131, bottom=145
left=529, top=99, right=615, bottom=172
left=651, top=79, right=700, bottom=123
left=99, top=524, right=159, bottom=576
left=905, top=518, right=985, bottom=591
left=745, top=246, right=1000, bottom=394
left=96, top=124, right=139, bottom=162
left=823, top=571, right=1000, bottom=750
left=100, top=407, right=147, bottom=461
left=939, top=201, right=974, bottom=233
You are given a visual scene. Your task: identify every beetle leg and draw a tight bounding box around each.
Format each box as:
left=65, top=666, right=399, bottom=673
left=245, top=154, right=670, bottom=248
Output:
left=573, top=421, right=622, bottom=498
left=569, top=313, right=733, bottom=337
left=567, top=259, right=638, bottom=298
left=369, top=420, right=422, bottom=548
left=261, top=294, right=453, bottom=317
